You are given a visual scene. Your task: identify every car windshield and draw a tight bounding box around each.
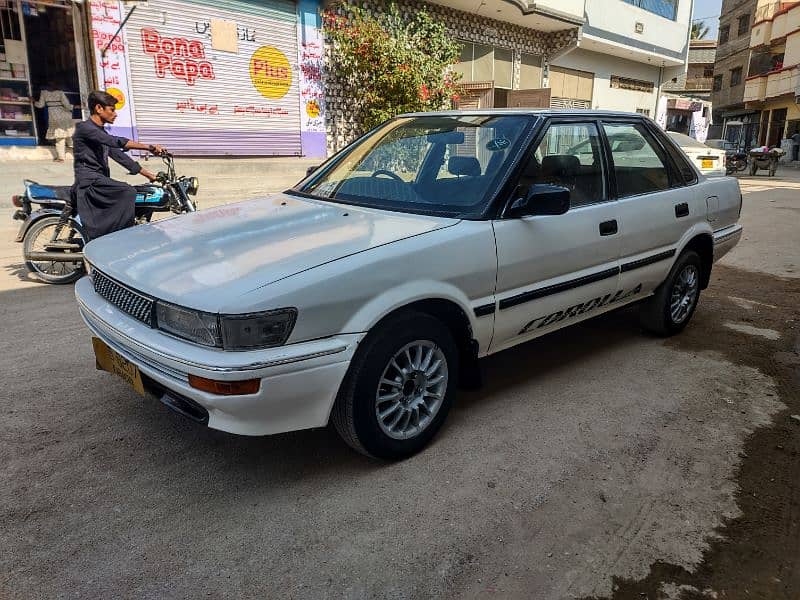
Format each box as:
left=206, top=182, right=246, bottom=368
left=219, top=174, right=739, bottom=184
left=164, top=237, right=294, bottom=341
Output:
left=295, top=114, right=536, bottom=217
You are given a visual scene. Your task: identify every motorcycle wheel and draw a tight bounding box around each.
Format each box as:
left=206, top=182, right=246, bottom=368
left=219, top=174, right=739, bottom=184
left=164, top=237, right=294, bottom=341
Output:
left=23, top=216, right=85, bottom=285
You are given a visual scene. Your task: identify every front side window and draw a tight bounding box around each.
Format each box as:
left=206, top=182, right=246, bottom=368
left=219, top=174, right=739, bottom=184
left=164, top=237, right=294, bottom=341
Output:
left=604, top=122, right=671, bottom=197
left=517, top=122, right=605, bottom=208
left=298, top=115, right=534, bottom=217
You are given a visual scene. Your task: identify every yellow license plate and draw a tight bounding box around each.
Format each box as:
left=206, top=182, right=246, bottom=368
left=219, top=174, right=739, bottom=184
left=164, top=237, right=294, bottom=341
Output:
left=92, top=337, right=145, bottom=396
left=701, top=159, right=714, bottom=169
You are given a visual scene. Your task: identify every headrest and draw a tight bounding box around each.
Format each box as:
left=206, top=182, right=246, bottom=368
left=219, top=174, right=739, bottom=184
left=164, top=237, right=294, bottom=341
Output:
left=448, top=156, right=481, bottom=177
left=541, top=155, right=580, bottom=177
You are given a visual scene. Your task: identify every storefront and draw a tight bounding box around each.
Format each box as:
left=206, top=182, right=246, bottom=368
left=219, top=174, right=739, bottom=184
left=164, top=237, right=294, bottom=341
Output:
left=113, top=0, right=323, bottom=156
left=664, top=97, right=712, bottom=141
left=0, top=0, right=92, bottom=147
left=2, top=0, right=327, bottom=157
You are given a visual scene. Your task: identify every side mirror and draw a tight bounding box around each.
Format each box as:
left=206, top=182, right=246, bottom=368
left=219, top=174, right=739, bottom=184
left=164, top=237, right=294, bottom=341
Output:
left=506, top=184, right=570, bottom=218
left=306, top=165, right=319, bottom=177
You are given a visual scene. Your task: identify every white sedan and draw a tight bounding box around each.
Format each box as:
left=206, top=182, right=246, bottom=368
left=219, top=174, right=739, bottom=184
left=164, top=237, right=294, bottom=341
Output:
left=76, top=110, right=742, bottom=459
left=667, top=131, right=727, bottom=177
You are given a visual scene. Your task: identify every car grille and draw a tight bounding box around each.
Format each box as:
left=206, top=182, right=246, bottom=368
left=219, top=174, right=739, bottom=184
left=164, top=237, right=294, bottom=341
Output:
left=92, top=269, right=155, bottom=327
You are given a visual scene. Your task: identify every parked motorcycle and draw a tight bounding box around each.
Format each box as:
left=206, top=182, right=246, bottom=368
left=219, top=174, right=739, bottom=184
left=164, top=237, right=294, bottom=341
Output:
left=725, top=151, right=748, bottom=175
left=11, top=153, right=198, bottom=285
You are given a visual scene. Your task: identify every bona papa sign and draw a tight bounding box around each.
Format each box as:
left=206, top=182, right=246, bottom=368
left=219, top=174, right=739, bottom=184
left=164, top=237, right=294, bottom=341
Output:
left=141, top=28, right=215, bottom=85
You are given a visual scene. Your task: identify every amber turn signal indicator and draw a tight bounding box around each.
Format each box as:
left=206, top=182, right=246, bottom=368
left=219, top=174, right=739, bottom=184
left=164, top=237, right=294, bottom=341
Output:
left=188, top=374, right=261, bottom=395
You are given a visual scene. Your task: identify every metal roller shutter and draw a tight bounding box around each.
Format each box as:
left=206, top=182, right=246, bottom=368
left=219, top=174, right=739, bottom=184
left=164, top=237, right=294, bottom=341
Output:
left=125, top=0, right=301, bottom=156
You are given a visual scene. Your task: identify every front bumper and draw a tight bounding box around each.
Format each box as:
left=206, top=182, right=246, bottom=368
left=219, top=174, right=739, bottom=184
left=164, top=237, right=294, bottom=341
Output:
left=75, top=276, right=361, bottom=436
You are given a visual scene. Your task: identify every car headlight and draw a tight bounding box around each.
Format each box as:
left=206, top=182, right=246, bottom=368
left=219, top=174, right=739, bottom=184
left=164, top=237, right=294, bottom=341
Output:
left=155, top=302, right=297, bottom=350
left=156, top=302, right=222, bottom=347
left=221, top=309, right=297, bottom=350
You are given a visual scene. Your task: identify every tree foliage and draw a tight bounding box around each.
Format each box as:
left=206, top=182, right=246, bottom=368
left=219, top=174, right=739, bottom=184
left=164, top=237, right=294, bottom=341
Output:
left=323, top=3, right=462, bottom=132
left=691, top=21, right=710, bottom=40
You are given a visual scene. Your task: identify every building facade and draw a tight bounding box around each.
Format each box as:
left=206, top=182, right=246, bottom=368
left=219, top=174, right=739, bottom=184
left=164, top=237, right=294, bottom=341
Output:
left=712, top=0, right=760, bottom=147
left=1, top=0, right=327, bottom=158
left=324, top=0, right=584, bottom=153
left=550, top=0, right=690, bottom=118
left=662, top=39, right=716, bottom=139
left=743, top=0, right=800, bottom=148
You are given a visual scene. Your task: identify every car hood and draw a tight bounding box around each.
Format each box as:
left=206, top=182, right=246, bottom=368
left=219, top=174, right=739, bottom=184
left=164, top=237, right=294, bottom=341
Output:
left=84, top=193, right=458, bottom=312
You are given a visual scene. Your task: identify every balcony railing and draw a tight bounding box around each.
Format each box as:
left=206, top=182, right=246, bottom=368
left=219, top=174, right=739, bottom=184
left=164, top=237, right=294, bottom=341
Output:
left=744, top=66, right=800, bottom=101
left=755, top=1, right=779, bottom=22
left=684, top=77, right=713, bottom=90
left=744, top=75, right=768, bottom=101
left=765, top=66, right=799, bottom=97
left=751, top=20, right=773, bottom=46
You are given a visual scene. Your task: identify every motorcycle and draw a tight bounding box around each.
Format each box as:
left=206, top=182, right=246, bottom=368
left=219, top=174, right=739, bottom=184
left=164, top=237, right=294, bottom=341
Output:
left=11, top=153, right=198, bottom=285
left=725, top=151, right=748, bottom=175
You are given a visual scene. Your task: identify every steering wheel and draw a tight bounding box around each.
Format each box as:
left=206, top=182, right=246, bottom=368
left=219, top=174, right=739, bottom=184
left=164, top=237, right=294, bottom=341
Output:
left=370, top=169, right=404, bottom=182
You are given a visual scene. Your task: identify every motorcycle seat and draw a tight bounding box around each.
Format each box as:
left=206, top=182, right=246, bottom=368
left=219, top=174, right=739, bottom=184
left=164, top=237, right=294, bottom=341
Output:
left=27, top=183, right=72, bottom=201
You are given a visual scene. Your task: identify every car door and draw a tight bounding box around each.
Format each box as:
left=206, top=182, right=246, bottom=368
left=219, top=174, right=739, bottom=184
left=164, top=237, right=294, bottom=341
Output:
left=490, top=120, right=623, bottom=353
left=602, top=120, right=706, bottom=297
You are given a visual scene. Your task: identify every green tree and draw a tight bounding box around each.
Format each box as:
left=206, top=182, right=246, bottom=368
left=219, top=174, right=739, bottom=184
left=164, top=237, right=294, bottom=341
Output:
left=323, top=3, right=462, bottom=133
left=691, top=21, right=710, bottom=39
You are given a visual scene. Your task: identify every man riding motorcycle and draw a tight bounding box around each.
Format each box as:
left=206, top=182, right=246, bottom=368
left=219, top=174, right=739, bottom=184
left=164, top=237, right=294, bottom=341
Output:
left=73, top=91, right=169, bottom=240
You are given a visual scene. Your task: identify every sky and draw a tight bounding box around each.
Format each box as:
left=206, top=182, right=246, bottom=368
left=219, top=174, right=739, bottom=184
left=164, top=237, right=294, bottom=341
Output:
left=692, top=0, right=723, bottom=38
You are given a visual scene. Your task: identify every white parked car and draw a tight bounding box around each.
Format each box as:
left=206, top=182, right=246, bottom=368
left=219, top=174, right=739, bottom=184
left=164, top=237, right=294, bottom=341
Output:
left=667, top=131, right=727, bottom=177
left=76, top=110, right=743, bottom=459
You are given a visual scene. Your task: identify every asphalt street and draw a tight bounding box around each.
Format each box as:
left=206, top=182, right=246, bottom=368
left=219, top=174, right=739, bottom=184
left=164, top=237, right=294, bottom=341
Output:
left=0, top=164, right=798, bottom=599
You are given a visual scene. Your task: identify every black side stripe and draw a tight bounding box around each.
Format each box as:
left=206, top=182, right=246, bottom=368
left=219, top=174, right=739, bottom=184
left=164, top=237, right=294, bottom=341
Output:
left=499, top=267, right=620, bottom=310
left=474, top=303, right=495, bottom=317
left=620, top=249, right=676, bottom=273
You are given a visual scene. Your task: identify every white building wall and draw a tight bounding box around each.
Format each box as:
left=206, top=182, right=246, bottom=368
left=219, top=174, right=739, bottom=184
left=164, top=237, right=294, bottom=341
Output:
left=550, top=48, right=663, bottom=113
left=584, top=0, right=692, bottom=59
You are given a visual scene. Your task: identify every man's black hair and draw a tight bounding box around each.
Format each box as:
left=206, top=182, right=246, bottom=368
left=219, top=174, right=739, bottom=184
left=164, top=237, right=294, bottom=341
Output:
left=87, top=91, right=118, bottom=113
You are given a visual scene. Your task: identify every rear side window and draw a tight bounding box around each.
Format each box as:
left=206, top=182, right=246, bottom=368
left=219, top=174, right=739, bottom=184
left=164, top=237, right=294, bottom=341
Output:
left=660, top=134, right=698, bottom=185
left=603, top=122, right=671, bottom=198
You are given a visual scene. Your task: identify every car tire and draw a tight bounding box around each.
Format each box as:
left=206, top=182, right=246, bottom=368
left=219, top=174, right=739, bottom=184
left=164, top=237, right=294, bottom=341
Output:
left=639, top=250, right=702, bottom=337
left=331, top=311, right=459, bottom=460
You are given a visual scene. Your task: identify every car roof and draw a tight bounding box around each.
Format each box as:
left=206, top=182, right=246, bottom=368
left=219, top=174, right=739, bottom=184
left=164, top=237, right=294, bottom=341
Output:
left=398, top=109, right=652, bottom=119
left=666, top=131, right=709, bottom=148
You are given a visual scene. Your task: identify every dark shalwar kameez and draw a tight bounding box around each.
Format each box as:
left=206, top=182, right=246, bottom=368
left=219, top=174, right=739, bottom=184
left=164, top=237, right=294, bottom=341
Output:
left=72, top=120, right=142, bottom=240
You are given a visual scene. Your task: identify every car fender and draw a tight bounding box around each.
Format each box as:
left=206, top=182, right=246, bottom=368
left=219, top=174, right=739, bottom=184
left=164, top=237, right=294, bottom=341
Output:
left=341, top=279, right=481, bottom=340
left=15, top=208, right=64, bottom=242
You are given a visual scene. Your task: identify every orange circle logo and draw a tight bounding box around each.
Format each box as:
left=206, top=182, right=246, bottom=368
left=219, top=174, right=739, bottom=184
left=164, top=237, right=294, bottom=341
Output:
left=249, top=46, right=291, bottom=99
left=106, top=87, right=126, bottom=110
left=306, top=99, right=320, bottom=118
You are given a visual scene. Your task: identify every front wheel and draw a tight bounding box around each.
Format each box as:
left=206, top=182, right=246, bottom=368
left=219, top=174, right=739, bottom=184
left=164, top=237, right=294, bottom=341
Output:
left=639, top=250, right=702, bottom=336
left=332, top=311, right=459, bottom=460
left=22, top=216, right=85, bottom=284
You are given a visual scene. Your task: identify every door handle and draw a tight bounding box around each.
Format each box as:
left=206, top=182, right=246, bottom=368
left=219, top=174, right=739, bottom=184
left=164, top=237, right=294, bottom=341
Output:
left=675, top=202, right=689, bottom=218
left=599, top=219, right=618, bottom=236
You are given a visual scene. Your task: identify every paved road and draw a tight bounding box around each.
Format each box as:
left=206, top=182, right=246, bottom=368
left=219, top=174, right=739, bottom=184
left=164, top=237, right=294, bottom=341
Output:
left=1, top=166, right=798, bottom=599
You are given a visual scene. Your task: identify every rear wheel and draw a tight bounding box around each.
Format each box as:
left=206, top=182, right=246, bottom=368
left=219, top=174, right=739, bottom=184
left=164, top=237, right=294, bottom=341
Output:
left=640, top=250, right=702, bottom=336
left=332, top=311, right=459, bottom=460
left=22, top=216, right=85, bottom=284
